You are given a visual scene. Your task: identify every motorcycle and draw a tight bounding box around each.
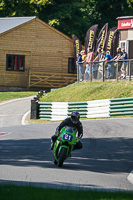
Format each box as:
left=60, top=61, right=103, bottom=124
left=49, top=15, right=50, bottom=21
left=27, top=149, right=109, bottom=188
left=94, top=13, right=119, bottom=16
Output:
left=53, top=126, right=78, bottom=167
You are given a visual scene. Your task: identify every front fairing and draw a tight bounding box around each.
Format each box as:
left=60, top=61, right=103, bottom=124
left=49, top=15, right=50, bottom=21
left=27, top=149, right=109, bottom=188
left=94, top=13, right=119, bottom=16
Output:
left=58, top=127, right=77, bottom=145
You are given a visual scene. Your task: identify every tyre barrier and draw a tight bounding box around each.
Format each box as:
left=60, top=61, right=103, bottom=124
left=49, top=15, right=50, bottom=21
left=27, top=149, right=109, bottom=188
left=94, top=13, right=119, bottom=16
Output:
left=36, top=97, right=133, bottom=120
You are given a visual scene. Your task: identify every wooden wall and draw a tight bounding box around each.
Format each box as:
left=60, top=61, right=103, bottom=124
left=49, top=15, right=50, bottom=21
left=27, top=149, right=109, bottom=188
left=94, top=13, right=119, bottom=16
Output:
left=0, top=18, right=74, bottom=88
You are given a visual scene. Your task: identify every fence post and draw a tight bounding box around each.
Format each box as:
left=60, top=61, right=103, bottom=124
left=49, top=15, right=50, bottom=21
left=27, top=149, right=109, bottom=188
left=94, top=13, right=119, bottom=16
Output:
left=116, top=62, right=118, bottom=81
left=77, top=63, right=80, bottom=83
left=90, top=63, right=92, bottom=82
left=129, top=60, right=131, bottom=81
left=102, top=62, right=105, bottom=82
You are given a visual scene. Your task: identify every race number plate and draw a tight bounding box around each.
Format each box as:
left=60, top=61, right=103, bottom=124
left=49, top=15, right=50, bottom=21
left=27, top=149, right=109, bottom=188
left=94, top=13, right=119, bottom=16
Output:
left=63, top=133, right=73, bottom=142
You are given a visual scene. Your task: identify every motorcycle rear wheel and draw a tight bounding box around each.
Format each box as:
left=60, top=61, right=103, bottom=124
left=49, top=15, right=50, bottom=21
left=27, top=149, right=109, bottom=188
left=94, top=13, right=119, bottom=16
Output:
left=57, top=147, right=67, bottom=167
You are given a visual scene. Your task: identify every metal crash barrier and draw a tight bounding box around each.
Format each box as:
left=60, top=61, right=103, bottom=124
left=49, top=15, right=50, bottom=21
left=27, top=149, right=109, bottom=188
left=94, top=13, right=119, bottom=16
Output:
left=36, top=97, right=133, bottom=121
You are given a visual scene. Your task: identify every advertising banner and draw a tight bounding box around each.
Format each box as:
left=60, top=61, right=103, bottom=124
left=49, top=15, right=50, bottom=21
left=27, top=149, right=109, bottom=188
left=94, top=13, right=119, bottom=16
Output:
left=113, top=31, right=121, bottom=57
left=95, top=23, right=108, bottom=56
left=118, top=19, right=133, bottom=29
left=85, top=24, right=98, bottom=54
left=72, top=36, right=82, bottom=72
left=105, top=27, right=117, bottom=56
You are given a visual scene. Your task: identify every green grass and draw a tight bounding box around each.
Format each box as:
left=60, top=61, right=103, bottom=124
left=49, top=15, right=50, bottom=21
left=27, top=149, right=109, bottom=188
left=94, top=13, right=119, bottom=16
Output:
left=0, top=185, right=133, bottom=200
left=0, top=91, right=38, bottom=102
left=39, top=81, right=133, bottom=102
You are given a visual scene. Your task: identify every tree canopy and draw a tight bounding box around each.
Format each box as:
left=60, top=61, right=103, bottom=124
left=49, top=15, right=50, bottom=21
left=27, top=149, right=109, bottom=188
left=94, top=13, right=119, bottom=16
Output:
left=0, top=0, right=132, bottom=44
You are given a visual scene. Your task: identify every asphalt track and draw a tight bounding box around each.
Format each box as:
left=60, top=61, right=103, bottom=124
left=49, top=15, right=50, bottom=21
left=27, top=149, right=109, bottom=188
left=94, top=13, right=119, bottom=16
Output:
left=0, top=98, right=133, bottom=191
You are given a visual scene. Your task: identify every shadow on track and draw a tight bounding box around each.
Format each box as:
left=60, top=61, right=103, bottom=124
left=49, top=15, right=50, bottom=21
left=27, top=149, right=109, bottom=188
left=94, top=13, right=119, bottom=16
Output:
left=0, top=137, right=133, bottom=173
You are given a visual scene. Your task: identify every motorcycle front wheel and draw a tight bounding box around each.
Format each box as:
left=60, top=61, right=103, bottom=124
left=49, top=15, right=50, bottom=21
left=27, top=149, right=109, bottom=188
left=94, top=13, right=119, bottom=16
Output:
left=57, top=147, right=67, bottom=167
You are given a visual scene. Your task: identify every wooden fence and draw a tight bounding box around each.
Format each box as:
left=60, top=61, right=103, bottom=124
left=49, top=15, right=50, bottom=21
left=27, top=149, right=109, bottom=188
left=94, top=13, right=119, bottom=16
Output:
left=28, top=71, right=77, bottom=89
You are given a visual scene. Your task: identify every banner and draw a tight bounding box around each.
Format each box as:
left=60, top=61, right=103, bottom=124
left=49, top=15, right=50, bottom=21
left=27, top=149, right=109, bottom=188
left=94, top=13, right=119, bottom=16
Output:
left=72, top=36, right=82, bottom=72
left=85, top=24, right=98, bottom=54
left=95, top=23, right=108, bottom=56
left=113, top=31, right=121, bottom=57
left=105, top=27, right=117, bottom=56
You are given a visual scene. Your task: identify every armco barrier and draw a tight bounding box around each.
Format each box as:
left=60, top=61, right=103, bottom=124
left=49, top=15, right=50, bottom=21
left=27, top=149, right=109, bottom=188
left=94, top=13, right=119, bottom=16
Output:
left=110, top=97, right=133, bottom=116
left=37, top=97, right=133, bottom=120
left=38, top=99, right=110, bottom=120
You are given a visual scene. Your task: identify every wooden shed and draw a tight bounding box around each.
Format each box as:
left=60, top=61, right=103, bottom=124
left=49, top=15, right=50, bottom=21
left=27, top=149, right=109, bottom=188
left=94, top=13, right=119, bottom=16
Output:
left=0, top=16, right=77, bottom=91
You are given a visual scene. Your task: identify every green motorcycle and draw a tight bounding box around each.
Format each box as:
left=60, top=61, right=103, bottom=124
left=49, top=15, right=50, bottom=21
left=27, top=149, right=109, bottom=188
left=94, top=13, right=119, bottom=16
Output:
left=53, top=126, right=78, bottom=167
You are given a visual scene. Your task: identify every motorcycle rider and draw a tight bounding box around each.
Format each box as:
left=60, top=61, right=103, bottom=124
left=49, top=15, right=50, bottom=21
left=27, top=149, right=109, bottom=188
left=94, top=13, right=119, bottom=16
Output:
left=51, top=111, right=83, bottom=150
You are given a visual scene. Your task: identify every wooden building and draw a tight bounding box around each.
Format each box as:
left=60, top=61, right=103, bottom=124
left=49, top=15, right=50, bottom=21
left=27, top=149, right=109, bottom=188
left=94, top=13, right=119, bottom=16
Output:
left=0, top=16, right=77, bottom=91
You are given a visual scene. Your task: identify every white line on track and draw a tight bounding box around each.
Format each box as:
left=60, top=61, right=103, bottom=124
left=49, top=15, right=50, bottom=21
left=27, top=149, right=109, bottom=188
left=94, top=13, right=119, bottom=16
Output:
left=127, top=171, right=133, bottom=184
left=21, top=110, right=30, bottom=125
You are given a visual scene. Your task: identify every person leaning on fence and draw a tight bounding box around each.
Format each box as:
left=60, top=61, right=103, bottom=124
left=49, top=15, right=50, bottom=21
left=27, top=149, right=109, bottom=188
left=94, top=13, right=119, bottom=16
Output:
left=77, top=53, right=84, bottom=82
left=120, top=48, right=128, bottom=79
left=111, top=47, right=123, bottom=78
left=84, top=48, right=94, bottom=80
left=93, top=48, right=103, bottom=79
left=101, top=51, right=114, bottom=79
left=81, top=50, right=87, bottom=80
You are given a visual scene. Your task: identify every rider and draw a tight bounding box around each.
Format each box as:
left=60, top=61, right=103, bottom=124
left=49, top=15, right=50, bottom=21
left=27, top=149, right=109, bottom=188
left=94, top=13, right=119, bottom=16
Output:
left=51, top=111, right=83, bottom=150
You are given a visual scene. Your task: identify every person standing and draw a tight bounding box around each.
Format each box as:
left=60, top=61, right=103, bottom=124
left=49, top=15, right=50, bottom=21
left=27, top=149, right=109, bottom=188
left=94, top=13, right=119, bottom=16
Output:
left=101, top=51, right=114, bottom=79
left=81, top=50, right=87, bottom=80
left=120, top=48, right=128, bottom=79
left=93, top=48, right=103, bottom=79
left=85, top=48, right=94, bottom=80
left=111, top=47, right=123, bottom=78
left=77, top=53, right=84, bottom=82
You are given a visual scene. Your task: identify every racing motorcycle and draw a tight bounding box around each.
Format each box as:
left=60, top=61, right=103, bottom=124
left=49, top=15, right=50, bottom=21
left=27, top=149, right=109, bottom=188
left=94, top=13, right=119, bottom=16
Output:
left=53, top=126, right=78, bottom=167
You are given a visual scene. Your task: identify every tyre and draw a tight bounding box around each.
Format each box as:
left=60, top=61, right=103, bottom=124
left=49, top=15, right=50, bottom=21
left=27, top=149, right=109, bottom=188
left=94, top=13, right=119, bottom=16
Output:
left=57, top=147, right=67, bottom=167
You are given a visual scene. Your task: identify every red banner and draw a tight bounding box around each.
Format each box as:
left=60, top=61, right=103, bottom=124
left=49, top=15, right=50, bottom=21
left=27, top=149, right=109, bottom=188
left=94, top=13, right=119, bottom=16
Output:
left=85, top=24, right=98, bottom=54
left=118, top=19, right=133, bottom=29
left=95, top=23, right=108, bottom=56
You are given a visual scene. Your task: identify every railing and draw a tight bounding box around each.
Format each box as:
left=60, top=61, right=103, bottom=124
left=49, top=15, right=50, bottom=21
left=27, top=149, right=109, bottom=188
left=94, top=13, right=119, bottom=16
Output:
left=77, top=59, right=133, bottom=82
left=37, top=97, right=133, bottom=120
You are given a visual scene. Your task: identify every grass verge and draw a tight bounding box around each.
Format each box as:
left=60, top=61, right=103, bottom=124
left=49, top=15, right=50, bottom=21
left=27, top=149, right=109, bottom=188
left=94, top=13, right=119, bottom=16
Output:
left=0, top=185, right=133, bottom=200
left=39, top=81, right=133, bottom=102
left=0, top=91, right=38, bottom=102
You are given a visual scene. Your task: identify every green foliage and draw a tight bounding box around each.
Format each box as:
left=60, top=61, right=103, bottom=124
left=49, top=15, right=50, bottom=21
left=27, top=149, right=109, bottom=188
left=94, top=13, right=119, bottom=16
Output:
left=0, top=0, right=132, bottom=44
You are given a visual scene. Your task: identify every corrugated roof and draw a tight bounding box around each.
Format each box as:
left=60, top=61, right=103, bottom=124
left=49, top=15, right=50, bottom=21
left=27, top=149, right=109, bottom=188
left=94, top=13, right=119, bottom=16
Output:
left=0, top=16, right=36, bottom=34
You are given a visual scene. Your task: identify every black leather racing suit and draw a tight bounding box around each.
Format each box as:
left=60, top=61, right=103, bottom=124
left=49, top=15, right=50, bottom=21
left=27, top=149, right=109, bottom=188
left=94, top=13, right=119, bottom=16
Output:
left=51, top=118, right=83, bottom=150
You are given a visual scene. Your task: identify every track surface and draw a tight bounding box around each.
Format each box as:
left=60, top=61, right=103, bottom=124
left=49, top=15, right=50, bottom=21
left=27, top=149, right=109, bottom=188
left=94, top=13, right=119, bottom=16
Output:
left=0, top=118, right=133, bottom=191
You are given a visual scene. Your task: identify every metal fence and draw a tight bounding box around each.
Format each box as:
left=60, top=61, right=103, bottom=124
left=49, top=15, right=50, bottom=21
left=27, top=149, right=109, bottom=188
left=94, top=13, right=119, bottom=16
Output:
left=77, top=59, right=133, bottom=82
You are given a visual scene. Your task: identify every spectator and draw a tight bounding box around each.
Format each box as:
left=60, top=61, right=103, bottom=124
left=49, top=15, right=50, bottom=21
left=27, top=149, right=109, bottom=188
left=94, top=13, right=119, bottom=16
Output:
left=85, top=48, right=94, bottom=80
left=111, top=47, right=123, bottom=78
left=101, top=51, right=114, bottom=79
left=93, top=48, right=103, bottom=79
left=120, top=48, right=128, bottom=79
left=81, top=50, right=87, bottom=80
left=77, top=53, right=84, bottom=82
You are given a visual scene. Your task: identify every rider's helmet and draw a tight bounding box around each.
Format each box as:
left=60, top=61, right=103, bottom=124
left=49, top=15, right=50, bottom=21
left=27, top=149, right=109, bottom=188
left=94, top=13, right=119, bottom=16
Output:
left=71, top=111, right=80, bottom=124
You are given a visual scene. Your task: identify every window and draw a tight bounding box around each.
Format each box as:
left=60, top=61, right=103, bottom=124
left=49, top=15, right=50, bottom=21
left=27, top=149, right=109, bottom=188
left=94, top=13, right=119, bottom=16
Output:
left=68, top=58, right=75, bottom=73
left=6, top=54, right=25, bottom=71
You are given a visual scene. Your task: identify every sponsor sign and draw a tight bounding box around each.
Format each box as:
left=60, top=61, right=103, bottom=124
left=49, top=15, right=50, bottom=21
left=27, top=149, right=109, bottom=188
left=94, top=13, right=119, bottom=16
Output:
left=95, top=23, right=108, bottom=56
left=105, top=27, right=117, bottom=56
left=72, top=36, right=82, bottom=72
left=118, top=19, right=133, bottom=29
left=85, top=24, right=98, bottom=54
